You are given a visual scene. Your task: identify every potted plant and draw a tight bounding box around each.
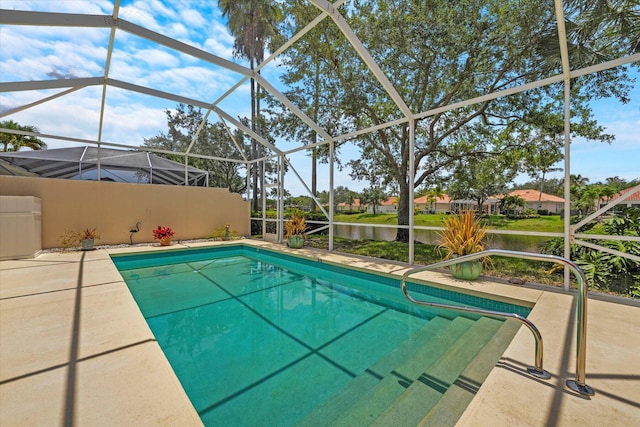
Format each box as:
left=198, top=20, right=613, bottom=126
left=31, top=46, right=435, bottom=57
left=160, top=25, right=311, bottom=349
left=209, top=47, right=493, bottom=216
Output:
left=153, top=225, right=175, bottom=246
left=79, top=228, right=100, bottom=250
left=60, top=228, right=100, bottom=251
left=284, top=212, right=306, bottom=249
left=437, top=210, right=488, bottom=280
left=212, top=224, right=238, bottom=241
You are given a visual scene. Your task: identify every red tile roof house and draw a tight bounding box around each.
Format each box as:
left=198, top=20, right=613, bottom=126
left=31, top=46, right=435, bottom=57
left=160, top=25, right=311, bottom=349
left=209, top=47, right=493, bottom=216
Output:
left=609, top=186, right=640, bottom=208
left=336, top=198, right=363, bottom=212
left=508, top=189, right=565, bottom=213
left=414, top=193, right=452, bottom=213
left=367, top=196, right=398, bottom=214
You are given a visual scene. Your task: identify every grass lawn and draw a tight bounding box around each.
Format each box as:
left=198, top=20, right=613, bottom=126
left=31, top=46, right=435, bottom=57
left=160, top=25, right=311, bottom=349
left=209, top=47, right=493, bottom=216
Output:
left=270, top=211, right=633, bottom=297
left=333, top=213, right=564, bottom=233
left=304, top=235, right=564, bottom=287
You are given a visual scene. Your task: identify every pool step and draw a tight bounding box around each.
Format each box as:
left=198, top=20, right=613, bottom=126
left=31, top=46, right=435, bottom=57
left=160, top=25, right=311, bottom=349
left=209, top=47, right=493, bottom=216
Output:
left=314, top=279, right=438, bottom=321
left=296, top=316, right=454, bottom=427
left=326, top=316, right=477, bottom=427
left=416, top=319, right=521, bottom=426
left=369, top=316, right=504, bottom=427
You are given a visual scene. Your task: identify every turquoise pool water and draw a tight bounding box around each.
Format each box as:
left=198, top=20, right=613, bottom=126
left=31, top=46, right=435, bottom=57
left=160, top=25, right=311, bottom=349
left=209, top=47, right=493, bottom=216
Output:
left=112, top=245, right=530, bottom=426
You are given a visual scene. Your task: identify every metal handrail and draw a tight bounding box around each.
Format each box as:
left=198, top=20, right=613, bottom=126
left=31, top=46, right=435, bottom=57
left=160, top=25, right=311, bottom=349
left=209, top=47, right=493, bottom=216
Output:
left=400, top=249, right=594, bottom=396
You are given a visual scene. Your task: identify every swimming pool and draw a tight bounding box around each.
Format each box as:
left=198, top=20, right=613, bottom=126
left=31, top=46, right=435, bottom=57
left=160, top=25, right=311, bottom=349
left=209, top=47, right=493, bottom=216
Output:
left=112, top=245, right=530, bottom=426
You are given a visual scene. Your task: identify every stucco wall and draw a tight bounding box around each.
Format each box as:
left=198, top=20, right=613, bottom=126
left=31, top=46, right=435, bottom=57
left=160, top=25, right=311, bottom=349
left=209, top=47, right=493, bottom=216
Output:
left=0, top=176, right=249, bottom=249
left=526, top=201, right=563, bottom=213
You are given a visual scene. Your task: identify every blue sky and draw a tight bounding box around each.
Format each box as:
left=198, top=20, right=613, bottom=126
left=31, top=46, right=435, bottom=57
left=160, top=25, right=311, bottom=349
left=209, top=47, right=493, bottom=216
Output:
left=0, top=0, right=638, bottom=196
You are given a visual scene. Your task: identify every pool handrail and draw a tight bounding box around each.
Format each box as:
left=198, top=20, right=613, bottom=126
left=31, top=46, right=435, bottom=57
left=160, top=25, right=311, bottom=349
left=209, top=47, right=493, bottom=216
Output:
left=400, top=249, right=594, bottom=396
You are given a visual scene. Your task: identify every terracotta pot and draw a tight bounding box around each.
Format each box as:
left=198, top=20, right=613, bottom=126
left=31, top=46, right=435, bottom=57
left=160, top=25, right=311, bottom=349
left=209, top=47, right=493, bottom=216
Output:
left=159, top=236, right=172, bottom=246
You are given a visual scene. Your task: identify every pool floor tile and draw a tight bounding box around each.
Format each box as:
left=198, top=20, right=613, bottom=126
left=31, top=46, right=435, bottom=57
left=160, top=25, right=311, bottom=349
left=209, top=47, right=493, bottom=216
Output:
left=148, top=298, right=310, bottom=410
left=199, top=354, right=353, bottom=427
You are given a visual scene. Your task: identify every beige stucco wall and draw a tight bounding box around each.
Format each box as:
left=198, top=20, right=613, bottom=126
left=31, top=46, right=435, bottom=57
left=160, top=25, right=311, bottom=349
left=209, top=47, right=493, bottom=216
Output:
left=0, top=176, right=249, bottom=249
left=526, top=201, right=563, bottom=213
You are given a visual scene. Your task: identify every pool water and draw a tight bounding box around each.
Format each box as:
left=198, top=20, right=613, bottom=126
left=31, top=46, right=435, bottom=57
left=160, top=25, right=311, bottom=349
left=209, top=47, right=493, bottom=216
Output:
left=112, top=246, right=529, bottom=426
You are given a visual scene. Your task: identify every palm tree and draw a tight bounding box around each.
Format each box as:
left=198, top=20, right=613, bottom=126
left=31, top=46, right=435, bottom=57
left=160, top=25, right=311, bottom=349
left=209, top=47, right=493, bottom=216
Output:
left=218, top=0, right=282, bottom=211
left=427, top=187, right=445, bottom=213
left=570, top=174, right=590, bottom=188
left=0, top=120, right=47, bottom=152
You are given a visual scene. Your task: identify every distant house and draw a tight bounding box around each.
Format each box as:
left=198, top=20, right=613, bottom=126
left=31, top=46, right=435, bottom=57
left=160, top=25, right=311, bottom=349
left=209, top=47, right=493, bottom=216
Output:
left=450, top=197, right=502, bottom=215
left=507, top=189, right=564, bottom=213
left=609, top=186, right=640, bottom=209
left=336, top=198, right=363, bottom=212
left=414, top=193, right=452, bottom=213
left=367, top=196, right=398, bottom=214
left=354, top=189, right=567, bottom=215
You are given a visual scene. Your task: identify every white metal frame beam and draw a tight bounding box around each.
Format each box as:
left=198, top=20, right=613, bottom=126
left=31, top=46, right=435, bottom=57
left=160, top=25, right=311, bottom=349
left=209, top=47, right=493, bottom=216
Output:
left=573, top=184, right=640, bottom=230
left=0, top=9, right=249, bottom=76
left=2, top=1, right=639, bottom=275
left=0, top=128, right=247, bottom=164
left=0, top=9, right=111, bottom=27
left=0, top=77, right=103, bottom=92
left=254, top=74, right=334, bottom=143
left=284, top=158, right=330, bottom=218
left=96, top=0, right=121, bottom=180
left=308, top=0, right=413, bottom=119
left=553, top=0, right=573, bottom=291
left=0, top=87, right=84, bottom=119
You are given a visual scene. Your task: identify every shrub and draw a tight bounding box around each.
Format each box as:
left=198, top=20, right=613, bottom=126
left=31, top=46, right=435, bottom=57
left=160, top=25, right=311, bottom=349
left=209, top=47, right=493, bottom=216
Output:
left=152, top=226, right=175, bottom=240
left=59, top=228, right=100, bottom=250
left=437, top=210, right=487, bottom=258
left=211, top=224, right=239, bottom=240
left=284, top=211, right=307, bottom=239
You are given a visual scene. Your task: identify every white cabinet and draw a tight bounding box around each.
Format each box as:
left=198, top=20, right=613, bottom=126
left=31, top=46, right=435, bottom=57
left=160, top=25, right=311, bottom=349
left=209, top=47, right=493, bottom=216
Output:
left=0, top=196, right=42, bottom=260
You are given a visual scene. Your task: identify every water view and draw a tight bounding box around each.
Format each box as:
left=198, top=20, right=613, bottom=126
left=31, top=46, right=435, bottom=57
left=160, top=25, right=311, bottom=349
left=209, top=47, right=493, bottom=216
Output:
left=334, top=225, right=551, bottom=253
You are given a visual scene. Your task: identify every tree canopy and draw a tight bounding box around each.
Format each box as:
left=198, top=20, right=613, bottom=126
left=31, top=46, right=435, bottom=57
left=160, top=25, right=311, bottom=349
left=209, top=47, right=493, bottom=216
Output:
left=0, top=120, right=47, bottom=152
left=273, top=0, right=638, bottom=241
left=144, top=104, right=247, bottom=192
left=219, top=0, right=284, bottom=210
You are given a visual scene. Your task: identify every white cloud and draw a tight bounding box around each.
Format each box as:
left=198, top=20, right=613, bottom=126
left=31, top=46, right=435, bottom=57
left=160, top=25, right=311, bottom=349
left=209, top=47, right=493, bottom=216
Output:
left=203, top=20, right=236, bottom=60
left=0, top=0, right=112, bottom=14
left=2, top=89, right=169, bottom=149
left=101, top=103, right=168, bottom=144
left=168, top=22, right=189, bottom=39
left=120, top=0, right=178, bottom=34
left=134, top=48, right=181, bottom=68
left=203, top=36, right=235, bottom=62
left=1, top=0, right=274, bottom=154
left=180, top=8, right=206, bottom=29
left=0, top=27, right=109, bottom=81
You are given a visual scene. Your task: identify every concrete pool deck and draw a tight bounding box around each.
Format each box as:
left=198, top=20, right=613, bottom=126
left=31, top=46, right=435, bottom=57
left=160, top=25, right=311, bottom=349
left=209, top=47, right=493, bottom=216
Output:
left=1, top=240, right=638, bottom=426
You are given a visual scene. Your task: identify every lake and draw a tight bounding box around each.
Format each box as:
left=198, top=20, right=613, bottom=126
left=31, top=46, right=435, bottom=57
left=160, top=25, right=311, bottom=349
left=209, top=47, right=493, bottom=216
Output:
left=334, top=224, right=552, bottom=253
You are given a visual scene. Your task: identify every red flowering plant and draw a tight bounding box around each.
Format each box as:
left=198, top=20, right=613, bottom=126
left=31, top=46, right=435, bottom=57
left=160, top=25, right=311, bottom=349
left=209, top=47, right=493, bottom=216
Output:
left=152, top=225, right=175, bottom=240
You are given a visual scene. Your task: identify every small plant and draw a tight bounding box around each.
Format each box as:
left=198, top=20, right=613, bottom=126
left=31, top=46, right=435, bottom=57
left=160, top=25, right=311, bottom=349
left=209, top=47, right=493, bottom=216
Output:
left=437, top=210, right=487, bottom=258
left=284, top=212, right=307, bottom=239
left=152, top=225, right=175, bottom=240
left=285, top=211, right=307, bottom=248
left=80, top=228, right=99, bottom=240
left=59, top=228, right=100, bottom=250
left=437, top=211, right=489, bottom=280
left=212, top=224, right=239, bottom=240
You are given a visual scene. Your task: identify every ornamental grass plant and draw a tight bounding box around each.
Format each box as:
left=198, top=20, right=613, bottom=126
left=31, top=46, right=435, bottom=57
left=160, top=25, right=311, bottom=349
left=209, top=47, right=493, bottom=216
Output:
left=437, top=210, right=488, bottom=259
left=284, top=212, right=307, bottom=239
left=60, top=227, right=100, bottom=250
